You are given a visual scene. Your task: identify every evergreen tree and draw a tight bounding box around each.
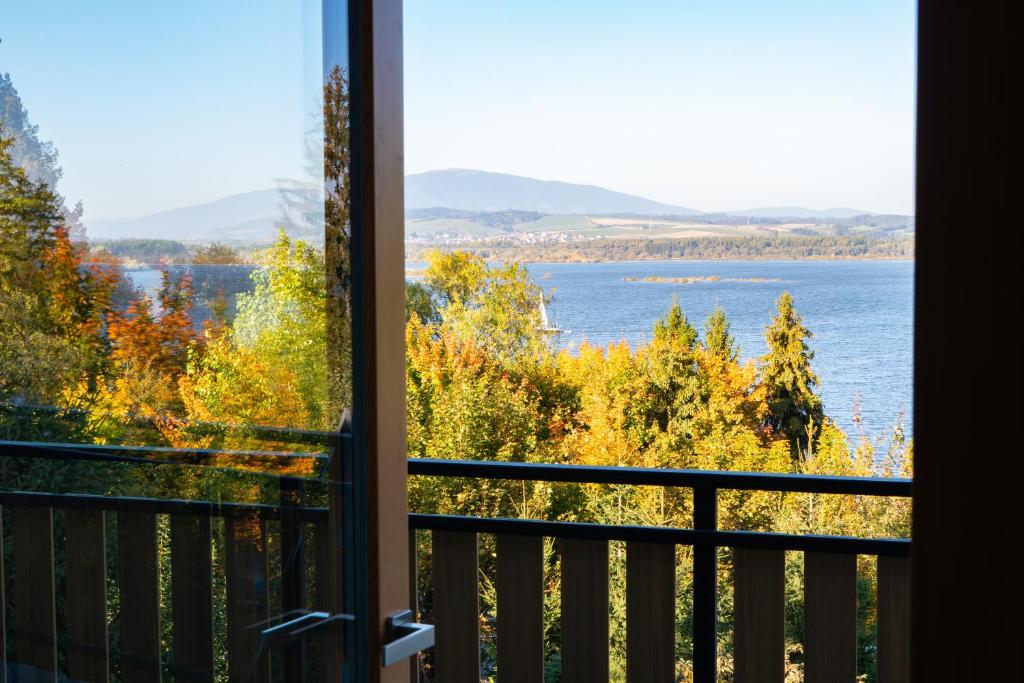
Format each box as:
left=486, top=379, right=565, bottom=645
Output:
left=759, top=292, right=823, bottom=459
left=703, top=305, right=738, bottom=362
left=1, top=73, right=61, bottom=189
left=323, top=66, right=352, bottom=424
left=643, top=300, right=702, bottom=452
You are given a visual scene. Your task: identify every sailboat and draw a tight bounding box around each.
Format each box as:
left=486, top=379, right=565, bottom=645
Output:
left=539, top=294, right=569, bottom=335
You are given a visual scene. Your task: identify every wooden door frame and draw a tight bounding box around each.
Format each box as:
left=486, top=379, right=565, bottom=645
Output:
left=347, top=0, right=409, bottom=680
left=913, top=1, right=1017, bottom=680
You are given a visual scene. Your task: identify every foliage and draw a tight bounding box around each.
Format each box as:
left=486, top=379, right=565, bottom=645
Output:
left=192, top=242, right=243, bottom=265
left=409, top=234, right=915, bottom=263
left=760, top=292, right=824, bottom=459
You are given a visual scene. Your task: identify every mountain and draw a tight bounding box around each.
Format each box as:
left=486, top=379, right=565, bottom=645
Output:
left=88, top=189, right=285, bottom=241
left=723, top=206, right=870, bottom=219
left=85, top=172, right=885, bottom=244
left=406, top=169, right=700, bottom=215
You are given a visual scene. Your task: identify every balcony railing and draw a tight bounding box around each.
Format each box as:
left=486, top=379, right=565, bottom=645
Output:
left=1, top=438, right=911, bottom=682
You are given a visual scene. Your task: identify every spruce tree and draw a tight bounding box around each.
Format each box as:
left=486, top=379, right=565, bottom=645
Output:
left=759, top=292, right=823, bottom=459
left=703, top=305, right=738, bottom=362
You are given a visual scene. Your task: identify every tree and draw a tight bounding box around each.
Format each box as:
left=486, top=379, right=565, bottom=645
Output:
left=759, top=292, right=823, bottom=459
left=0, top=136, right=118, bottom=405
left=323, top=66, right=352, bottom=423
left=703, top=305, right=737, bottom=362
left=192, top=243, right=242, bottom=264
left=1, top=73, right=85, bottom=239
left=1, top=73, right=61, bottom=189
left=642, top=300, right=702, bottom=455
left=419, top=250, right=548, bottom=362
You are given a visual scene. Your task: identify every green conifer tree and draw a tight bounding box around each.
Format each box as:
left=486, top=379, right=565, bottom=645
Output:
left=759, top=292, right=823, bottom=459
left=703, top=305, right=738, bottom=362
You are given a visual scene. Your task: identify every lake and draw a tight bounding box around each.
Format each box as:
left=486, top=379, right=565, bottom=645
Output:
left=127, top=259, right=913, bottom=439
left=527, top=260, right=913, bottom=440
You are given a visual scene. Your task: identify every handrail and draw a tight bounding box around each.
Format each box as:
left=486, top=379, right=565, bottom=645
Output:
left=1, top=403, right=334, bottom=446
left=1, top=442, right=911, bottom=495
left=0, top=439, right=328, bottom=468
left=408, top=457, right=912, bottom=496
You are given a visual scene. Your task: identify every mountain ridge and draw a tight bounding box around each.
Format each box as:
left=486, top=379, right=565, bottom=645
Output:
left=85, top=170, right=890, bottom=242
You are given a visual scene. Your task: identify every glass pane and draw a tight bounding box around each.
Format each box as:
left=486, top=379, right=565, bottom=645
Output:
left=2, top=0, right=350, bottom=679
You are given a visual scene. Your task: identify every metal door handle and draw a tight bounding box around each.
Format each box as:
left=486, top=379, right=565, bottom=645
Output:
left=381, top=609, right=435, bottom=667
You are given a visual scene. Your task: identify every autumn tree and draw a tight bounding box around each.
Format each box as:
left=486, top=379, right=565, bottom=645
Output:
left=0, top=135, right=118, bottom=405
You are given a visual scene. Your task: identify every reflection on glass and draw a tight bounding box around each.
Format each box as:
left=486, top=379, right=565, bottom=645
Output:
left=2, top=1, right=350, bottom=679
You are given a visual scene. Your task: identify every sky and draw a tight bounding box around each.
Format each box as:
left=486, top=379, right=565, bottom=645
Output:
left=2, top=0, right=916, bottom=219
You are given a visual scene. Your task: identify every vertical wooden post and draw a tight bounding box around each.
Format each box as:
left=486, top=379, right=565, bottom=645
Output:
left=65, top=509, right=109, bottom=683
left=877, top=556, right=910, bottom=683
left=12, top=507, right=57, bottom=682
left=626, top=542, right=675, bottom=683
left=348, top=0, right=409, bottom=678
left=733, top=548, right=784, bottom=683
left=496, top=534, right=544, bottom=683
left=560, top=538, right=609, bottom=682
left=224, top=515, right=270, bottom=683
left=170, top=514, right=214, bottom=683
left=432, top=531, right=479, bottom=682
left=118, top=512, right=161, bottom=683
left=804, top=553, right=857, bottom=683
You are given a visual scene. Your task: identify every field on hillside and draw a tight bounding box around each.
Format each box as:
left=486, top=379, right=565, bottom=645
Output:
left=404, top=212, right=840, bottom=241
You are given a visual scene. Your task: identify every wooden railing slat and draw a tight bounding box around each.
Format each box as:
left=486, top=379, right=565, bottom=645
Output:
left=560, top=538, right=609, bottom=683
left=118, top=512, right=161, bottom=683
left=626, top=541, right=675, bottom=683
left=170, top=513, right=214, bottom=683
left=12, top=506, right=57, bottom=682
left=496, top=534, right=543, bottom=683
left=432, top=530, right=479, bottom=682
left=0, top=507, right=8, bottom=683
left=65, top=509, right=109, bottom=683
left=409, top=529, right=420, bottom=683
left=313, top=521, right=341, bottom=683
left=804, top=552, right=857, bottom=683
left=224, top=516, right=270, bottom=683
left=877, top=556, right=911, bottom=683
left=733, top=548, right=784, bottom=683
left=278, top=480, right=306, bottom=683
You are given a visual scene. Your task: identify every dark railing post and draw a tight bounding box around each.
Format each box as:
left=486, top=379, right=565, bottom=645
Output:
left=693, top=486, right=717, bottom=683
left=279, top=476, right=307, bottom=681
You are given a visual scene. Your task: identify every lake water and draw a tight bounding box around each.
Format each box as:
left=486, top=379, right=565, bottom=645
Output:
left=527, top=260, right=914, bottom=439
left=127, top=259, right=913, bottom=439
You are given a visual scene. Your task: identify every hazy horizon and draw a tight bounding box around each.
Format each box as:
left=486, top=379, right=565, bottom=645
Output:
left=3, top=0, right=915, bottom=222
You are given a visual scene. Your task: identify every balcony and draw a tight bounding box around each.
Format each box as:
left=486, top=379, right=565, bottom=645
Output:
left=1, top=429, right=910, bottom=683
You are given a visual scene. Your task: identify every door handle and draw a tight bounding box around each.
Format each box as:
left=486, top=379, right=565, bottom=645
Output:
left=381, top=609, right=435, bottom=667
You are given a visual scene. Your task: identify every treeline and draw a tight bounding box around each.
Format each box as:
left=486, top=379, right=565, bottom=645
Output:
left=410, top=234, right=915, bottom=262
left=88, top=238, right=247, bottom=265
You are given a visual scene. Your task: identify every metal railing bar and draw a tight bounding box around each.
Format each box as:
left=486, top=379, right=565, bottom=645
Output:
left=408, top=458, right=912, bottom=496
left=1, top=403, right=334, bottom=446
left=0, top=440, right=329, bottom=467
left=408, top=513, right=911, bottom=557
left=0, top=490, right=330, bottom=522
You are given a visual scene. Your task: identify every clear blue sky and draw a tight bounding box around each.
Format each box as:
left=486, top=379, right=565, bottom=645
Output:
left=2, top=0, right=916, bottom=219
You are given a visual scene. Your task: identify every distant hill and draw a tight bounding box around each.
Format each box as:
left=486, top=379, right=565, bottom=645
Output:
left=407, top=169, right=700, bottom=215
left=84, top=171, right=893, bottom=244
left=88, top=189, right=285, bottom=241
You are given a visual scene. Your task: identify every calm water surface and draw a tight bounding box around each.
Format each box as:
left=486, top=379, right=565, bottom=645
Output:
left=530, top=260, right=913, bottom=439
